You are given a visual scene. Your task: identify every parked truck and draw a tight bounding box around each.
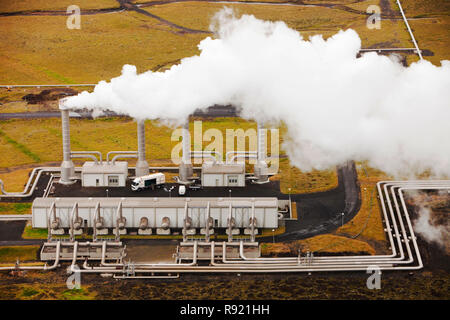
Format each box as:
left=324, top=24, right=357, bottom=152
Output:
left=131, top=173, right=165, bottom=191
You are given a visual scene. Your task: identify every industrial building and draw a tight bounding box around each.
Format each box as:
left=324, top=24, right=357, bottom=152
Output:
left=201, top=162, right=246, bottom=187
left=32, top=197, right=279, bottom=236
left=58, top=105, right=270, bottom=187
left=81, top=161, right=128, bottom=187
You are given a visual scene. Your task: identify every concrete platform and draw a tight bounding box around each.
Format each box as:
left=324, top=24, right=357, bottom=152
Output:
left=40, top=241, right=125, bottom=261
left=178, top=242, right=260, bottom=260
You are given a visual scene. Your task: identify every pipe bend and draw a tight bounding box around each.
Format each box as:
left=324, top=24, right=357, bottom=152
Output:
left=71, top=154, right=98, bottom=165
left=111, top=154, right=137, bottom=165
left=107, top=151, right=138, bottom=163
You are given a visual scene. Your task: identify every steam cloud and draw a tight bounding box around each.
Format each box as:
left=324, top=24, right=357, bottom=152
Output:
left=63, top=8, right=450, bottom=177
left=413, top=207, right=449, bottom=248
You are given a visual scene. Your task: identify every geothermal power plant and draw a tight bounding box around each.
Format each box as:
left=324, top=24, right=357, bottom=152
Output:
left=0, top=101, right=448, bottom=279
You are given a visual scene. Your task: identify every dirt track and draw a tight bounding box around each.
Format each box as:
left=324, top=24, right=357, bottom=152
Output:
left=0, top=0, right=402, bottom=22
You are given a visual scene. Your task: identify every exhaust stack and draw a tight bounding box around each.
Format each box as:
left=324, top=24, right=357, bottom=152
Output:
left=135, top=120, right=149, bottom=177
left=178, top=121, right=193, bottom=184
left=59, top=105, right=75, bottom=184
left=254, top=121, right=269, bottom=183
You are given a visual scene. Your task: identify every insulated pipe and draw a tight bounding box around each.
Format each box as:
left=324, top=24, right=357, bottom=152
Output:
left=111, top=154, right=137, bottom=165
left=228, top=203, right=233, bottom=243
left=115, top=202, right=124, bottom=241
left=113, top=274, right=180, bottom=279
left=183, top=202, right=189, bottom=242
left=307, top=182, right=448, bottom=263
left=136, top=120, right=149, bottom=176
left=205, top=202, right=211, bottom=242
left=0, top=167, right=50, bottom=197
left=397, top=0, right=423, bottom=60
left=226, top=151, right=257, bottom=164
left=47, top=202, right=57, bottom=240
left=190, top=151, right=222, bottom=164
left=190, top=153, right=218, bottom=164
left=0, top=167, right=41, bottom=195
left=238, top=181, right=440, bottom=264
left=60, top=108, right=75, bottom=184
left=106, top=151, right=138, bottom=164
left=250, top=202, right=256, bottom=242
left=93, top=202, right=101, bottom=242
left=71, top=241, right=79, bottom=267
left=71, top=151, right=102, bottom=164
left=229, top=154, right=257, bottom=163
left=70, top=153, right=99, bottom=165
left=69, top=203, right=78, bottom=241
left=228, top=181, right=440, bottom=265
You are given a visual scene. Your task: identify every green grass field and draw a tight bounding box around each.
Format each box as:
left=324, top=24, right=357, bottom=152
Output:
left=0, top=245, right=39, bottom=263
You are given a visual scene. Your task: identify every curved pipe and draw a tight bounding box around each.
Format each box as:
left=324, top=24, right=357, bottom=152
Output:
left=229, top=154, right=257, bottom=163
left=190, top=151, right=222, bottom=163
left=190, top=153, right=218, bottom=164
left=71, top=151, right=102, bottom=164
left=111, top=154, right=137, bottom=165
left=0, top=167, right=61, bottom=197
left=226, top=151, right=257, bottom=164
left=70, top=153, right=99, bottom=165
left=107, top=151, right=138, bottom=164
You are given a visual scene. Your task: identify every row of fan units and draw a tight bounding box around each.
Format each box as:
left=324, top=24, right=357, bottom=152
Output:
left=32, top=197, right=279, bottom=230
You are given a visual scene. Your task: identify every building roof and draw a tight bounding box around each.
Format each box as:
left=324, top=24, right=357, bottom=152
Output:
left=81, top=161, right=128, bottom=174
left=32, top=197, right=278, bottom=209
left=202, top=162, right=245, bottom=174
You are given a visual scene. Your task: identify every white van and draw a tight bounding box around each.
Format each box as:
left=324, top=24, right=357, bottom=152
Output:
left=131, top=173, right=165, bottom=191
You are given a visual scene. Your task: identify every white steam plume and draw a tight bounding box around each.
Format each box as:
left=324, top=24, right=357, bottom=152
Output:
left=413, top=207, right=449, bottom=248
left=63, top=8, right=450, bottom=177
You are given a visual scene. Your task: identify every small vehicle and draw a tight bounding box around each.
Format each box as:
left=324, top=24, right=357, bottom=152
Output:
left=178, top=185, right=186, bottom=196
left=188, top=184, right=202, bottom=191
left=131, top=173, right=165, bottom=191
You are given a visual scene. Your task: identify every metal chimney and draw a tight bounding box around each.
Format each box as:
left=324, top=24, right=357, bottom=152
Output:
left=59, top=106, right=75, bottom=184
left=254, top=121, right=269, bottom=183
left=135, top=120, right=149, bottom=177
left=257, top=122, right=267, bottom=162
left=178, top=121, right=193, bottom=183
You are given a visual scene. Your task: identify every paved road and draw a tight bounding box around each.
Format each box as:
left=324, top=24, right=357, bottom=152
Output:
left=0, top=215, right=32, bottom=221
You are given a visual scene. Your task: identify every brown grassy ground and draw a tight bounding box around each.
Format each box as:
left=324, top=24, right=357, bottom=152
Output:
left=0, top=268, right=448, bottom=300
left=0, top=0, right=118, bottom=13
left=271, top=158, right=338, bottom=194
left=3, top=0, right=445, bottom=85
left=261, top=234, right=376, bottom=256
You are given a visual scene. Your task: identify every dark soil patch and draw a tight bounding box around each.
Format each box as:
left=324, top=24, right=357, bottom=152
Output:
left=22, top=88, right=78, bottom=104
left=0, top=221, right=26, bottom=241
